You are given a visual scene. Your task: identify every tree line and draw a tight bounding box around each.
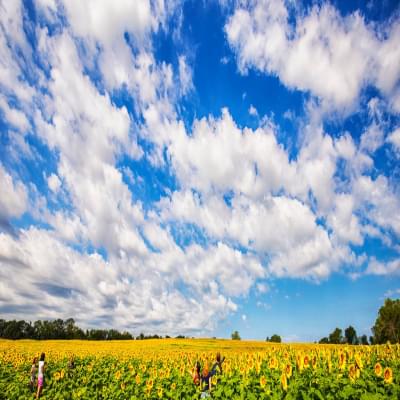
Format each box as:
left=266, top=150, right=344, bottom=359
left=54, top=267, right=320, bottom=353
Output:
left=1, top=298, right=399, bottom=342
left=230, top=298, right=400, bottom=345
left=0, top=318, right=187, bottom=340
left=319, top=298, right=400, bottom=345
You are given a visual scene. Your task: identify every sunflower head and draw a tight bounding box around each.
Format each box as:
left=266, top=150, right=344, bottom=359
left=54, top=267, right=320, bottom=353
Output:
left=285, top=364, right=292, bottom=378
left=384, top=367, right=393, bottom=384
left=348, top=364, right=357, bottom=383
left=374, top=363, right=382, bottom=377
left=259, top=375, right=267, bottom=388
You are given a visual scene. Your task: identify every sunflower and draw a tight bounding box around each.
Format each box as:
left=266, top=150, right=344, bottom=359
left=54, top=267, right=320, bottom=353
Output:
left=269, top=357, right=278, bottom=369
left=259, top=375, right=267, bottom=388
left=384, top=367, right=393, bottom=384
left=296, top=355, right=304, bottom=372
left=115, top=370, right=121, bottom=380
left=285, top=364, right=292, bottom=378
left=354, top=354, right=363, bottom=370
left=171, top=382, right=176, bottom=390
left=339, top=352, right=346, bottom=370
left=157, top=387, right=163, bottom=398
left=348, top=364, right=357, bottom=383
left=281, top=372, right=288, bottom=391
left=135, top=374, right=141, bottom=385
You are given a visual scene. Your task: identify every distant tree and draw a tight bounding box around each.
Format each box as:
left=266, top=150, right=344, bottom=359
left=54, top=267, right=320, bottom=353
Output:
left=369, top=336, right=374, bottom=345
left=360, top=334, right=368, bottom=345
left=266, top=334, right=281, bottom=343
left=319, top=337, right=329, bottom=344
left=372, top=298, right=400, bottom=344
left=344, top=326, right=357, bottom=345
left=231, top=330, right=241, bottom=340
left=328, top=328, right=343, bottom=344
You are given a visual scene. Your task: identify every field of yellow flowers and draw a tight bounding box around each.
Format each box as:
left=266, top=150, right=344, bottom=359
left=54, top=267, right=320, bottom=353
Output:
left=0, top=338, right=398, bottom=399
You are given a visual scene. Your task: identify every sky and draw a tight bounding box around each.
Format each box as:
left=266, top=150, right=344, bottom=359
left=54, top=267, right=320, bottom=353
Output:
left=0, top=0, right=399, bottom=342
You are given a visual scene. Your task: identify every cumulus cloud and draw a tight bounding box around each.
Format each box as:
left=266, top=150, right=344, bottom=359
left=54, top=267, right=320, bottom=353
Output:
left=225, top=0, right=400, bottom=110
left=0, top=164, right=28, bottom=220
left=1, top=0, right=399, bottom=335
left=388, top=127, right=400, bottom=152
left=0, top=228, right=237, bottom=333
left=366, top=257, right=400, bottom=276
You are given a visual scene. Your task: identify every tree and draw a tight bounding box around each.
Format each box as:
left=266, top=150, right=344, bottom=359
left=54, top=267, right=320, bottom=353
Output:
left=267, top=334, right=281, bottom=343
left=319, top=337, right=329, bottom=344
left=369, top=336, right=374, bottom=345
left=344, top=326, right=357, bottom=345
left=231, top=330, right=241, bottom=340
left=372, top=298, right=400, bottom=344
left=328, top=328, right=343, bottom=344
left=360, top=334, right=368, bottom=345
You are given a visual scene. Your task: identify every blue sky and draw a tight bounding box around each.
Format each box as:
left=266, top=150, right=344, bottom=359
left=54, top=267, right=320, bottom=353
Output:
left=0, top=0, right=400, bottom=342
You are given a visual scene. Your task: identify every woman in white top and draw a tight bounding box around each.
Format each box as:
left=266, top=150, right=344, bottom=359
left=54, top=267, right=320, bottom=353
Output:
left=36, top=353, right=45, bottom=399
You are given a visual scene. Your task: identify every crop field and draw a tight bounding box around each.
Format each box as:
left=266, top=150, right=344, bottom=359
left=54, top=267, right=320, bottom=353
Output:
left=0, top=339, right=398, bottom=399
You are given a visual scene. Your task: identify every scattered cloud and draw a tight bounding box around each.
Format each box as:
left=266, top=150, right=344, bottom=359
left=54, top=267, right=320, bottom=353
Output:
left=0, top=0, right=399, bottom=336
left=225, top=0, right=400, bottom=111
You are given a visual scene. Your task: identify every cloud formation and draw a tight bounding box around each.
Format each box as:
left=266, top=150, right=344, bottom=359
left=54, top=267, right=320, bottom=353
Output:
left=0, top=0, right=399, bottom=336
left=225, top=0, right=400, bottom=110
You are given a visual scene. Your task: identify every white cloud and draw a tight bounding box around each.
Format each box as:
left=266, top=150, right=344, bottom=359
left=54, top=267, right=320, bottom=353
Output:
left=47, top=173, right=61, bottom=193
left=388, top=127, right=400, bottom=151
left=327, top=194, right=363, bottom=245
left=178, top=55, right=193, bottom=95
left=0, top=228, right=237, bottom=334
left=168, top=108, right=294, bottom=198
left=0, top=164, right=28, bottom=220
left=225, top=0, right=400, bottom=109
left=366, top=257, right=400, bottom=276
left=353, top=175, right=400, bottom=237
left=360, top=123, right=384, bottom=154
left=256, top=282, right=269, bottom=294
left=384, top=288, right=400, bottom=298
left=0, top=96, right=30, bottom=132
left=62, top=0, right=153, bottom=46
left=2, top=0, right=400, bottom=336
left=249, top=104, right=258, bottom=116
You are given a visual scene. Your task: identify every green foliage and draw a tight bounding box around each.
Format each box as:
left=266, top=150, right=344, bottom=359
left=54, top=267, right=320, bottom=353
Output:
left=329, top=328, right=343, bottom=344
left=344, top=326, right=357, bottom=345
left=266, top=334, right=282, bottom=343
left=231, top=331, right=241, bottom=340
left=372, top=298, right=400, bottom=344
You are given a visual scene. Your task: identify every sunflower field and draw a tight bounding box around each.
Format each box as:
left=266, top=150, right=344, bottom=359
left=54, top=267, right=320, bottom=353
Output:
left=0, top=339, right=398, bottom=400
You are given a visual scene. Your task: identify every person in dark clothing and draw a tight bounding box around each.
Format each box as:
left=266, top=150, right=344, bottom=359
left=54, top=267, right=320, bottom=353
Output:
left=190, top=353, right=225, bottom=398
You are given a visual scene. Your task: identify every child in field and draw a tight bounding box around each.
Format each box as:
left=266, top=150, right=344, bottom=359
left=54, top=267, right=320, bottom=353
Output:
left=29, top=357, right=37, bottom=392
left=36, top=353, right=45, bottom=399
left=190, top=353, right=225, bottom=398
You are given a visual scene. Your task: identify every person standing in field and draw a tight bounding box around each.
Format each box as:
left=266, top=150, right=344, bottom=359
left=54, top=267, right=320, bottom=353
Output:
left=36, top=353, right=45, bottom=399
left=28, top=357, right=37, bottom=392
left=190, top=353, right=225, bottom=398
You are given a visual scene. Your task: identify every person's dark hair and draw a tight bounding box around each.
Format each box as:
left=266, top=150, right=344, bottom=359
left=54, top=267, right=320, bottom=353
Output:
left=216, top=352, right=221, bottom=363
left=40, top=353, right=45, bottom=361
left=32, top=357, right=38, bottom=364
